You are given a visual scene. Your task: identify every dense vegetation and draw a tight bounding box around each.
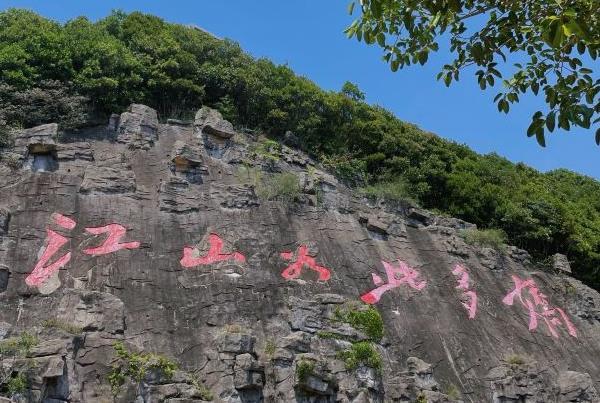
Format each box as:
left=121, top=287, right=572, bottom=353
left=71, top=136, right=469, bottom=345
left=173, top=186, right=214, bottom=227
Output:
left=345, top=0, right=600, bottom=146
left=1, top=9, right=599, bottom=290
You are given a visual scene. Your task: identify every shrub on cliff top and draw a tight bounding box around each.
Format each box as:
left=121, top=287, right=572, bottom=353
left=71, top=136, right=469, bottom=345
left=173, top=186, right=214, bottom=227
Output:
left=256, top=172, right=301, bottom=203
left=461, top=228, right=508, bottom=251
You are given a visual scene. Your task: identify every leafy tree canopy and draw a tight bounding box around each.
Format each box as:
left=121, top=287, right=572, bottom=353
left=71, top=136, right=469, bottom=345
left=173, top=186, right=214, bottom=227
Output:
left=345, top=0, right=600, bottom=146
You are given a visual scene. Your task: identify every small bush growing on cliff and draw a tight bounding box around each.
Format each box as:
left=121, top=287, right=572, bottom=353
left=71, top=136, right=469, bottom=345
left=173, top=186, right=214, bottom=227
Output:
left=0, top=153, right=21, bottom=170
left=256, top=172, right=301, bottom=203
left=505, top=354, right=526, bottom=367
left=461, top=228, right=507, bottom=251
left=250, top=138, right=281, bottom=162
left=42, top=319, right=83, bottom=335
left=0, top=332, right=38, bottom=396
left=264, top=340, right=277, bottom=357
left=332, top=305, right=384, bottom=373
left=237, top=166, right=301, bottom=203
left=108, top=342, right=177, bottom=396
left=416, top=392, right=427, bottom=403
left=5, top=373, right=27, bottom=396
left=337, top=341, right=382, bottom=372
left=359, top=180, right=417, bottom=205
left=444, top=383, right=461, bottom=400
left=190, top=373, right=214, bottom=401
left=295, top=360, right=316, bottom=383
left=0, top=332, right=38, bottom=356
left=6, top=372, right=28, bottom=397
left=564, top=281, right=577, bottom=295
left=334, top=305, right=384, bottom=342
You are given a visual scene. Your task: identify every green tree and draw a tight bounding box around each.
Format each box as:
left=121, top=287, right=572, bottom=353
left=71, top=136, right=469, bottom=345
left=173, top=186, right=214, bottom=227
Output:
left=341, top=81, right=366, bottom=101
left=345, top=0, right=600, bottom=145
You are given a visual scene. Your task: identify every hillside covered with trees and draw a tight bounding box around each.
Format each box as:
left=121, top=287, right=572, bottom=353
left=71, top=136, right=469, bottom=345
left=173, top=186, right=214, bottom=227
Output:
left=1, top=9, right=599, bottom=290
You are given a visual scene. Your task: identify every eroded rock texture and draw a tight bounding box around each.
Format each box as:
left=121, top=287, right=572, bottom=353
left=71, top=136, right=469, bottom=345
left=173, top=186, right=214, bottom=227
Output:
left=0, top=105, right=599, bottom=402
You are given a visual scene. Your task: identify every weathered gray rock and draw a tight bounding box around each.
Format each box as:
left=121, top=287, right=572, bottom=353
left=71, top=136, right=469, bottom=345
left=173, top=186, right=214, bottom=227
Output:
left=507, top=245, right=532, bottom=265
left=558, top=370, right=599, bottom=402
left=80, top=164, right=136, bottom=194
left=234, top=353, right=264, bottom=390
left=0, top=321, right=10, bottom=339
left=194, top=107, right=237, bottom=159
left=406, top=207, right=434, bottom=226
left=553, top=253, right=572, bottom=273
left=283, top=130, right=300, bottom=147
left=0, top=266, right=8, bottom=293
left=116, top=104, right=159, bottom=149
left=13, top=123, right=58, bottom=152
left=194, top=106, right=235, bottom=139
left=0, top=208, right=8, bottom=235
left=56, top=290, right=124, bottom=333
left=218, top=333, right=256, bottom=355
left=108, top=113, right=120, bottom=132
left=170, top=140, right=208, bottom=184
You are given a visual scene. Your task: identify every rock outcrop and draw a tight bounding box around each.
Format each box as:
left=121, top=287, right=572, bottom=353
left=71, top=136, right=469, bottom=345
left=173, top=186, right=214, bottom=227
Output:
left=0, top=105, right=599, bottom=402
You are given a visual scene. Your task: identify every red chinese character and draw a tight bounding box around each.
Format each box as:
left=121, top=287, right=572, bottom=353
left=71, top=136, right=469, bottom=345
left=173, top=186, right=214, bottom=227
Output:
left=280, top=245, right=331, bottom=281
left=25, top=213, right=77, bottom=287
left=360, top=260, right=426, bottom=304
left=503, top=275, right=577, bottom=338
left=451, top=264, right=478, bottom=319
left=25, top=229, right=72, bottom=287
left=83, top=224, right=140, bottom=255
left=180, top=233, right=245, bottom=268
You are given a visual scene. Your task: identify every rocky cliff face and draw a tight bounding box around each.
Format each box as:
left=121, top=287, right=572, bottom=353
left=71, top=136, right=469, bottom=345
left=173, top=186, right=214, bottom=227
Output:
left=0, top=104, right=599, bottom=403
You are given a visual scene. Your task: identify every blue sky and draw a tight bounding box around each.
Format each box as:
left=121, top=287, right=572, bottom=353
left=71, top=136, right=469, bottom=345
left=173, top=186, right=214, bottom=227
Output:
left=2, top=0, right=599, bottom=179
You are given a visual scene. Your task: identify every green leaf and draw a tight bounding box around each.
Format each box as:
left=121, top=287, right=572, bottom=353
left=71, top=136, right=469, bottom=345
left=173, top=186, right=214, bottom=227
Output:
left=348, top=1, right=355, bottom=15
left=391, top=59, right=399, bottom=72
left=531, top=82, right=539, bottom=95
left=444, top=73, right=452, bottom=87
left=596, top=128, right=600, bottom=145
left=418, top=51, right=428, bottom=65
left=546, top=111, right=556, bottom=132
left=563, top=20, right=584, bottom=37
left=471, top=43, right=485, bottom=63
left=527, top=121, right=537, bottom=137
left=542, top=19, right=564, bottom=48
left=552, top=22, right=565, bottom=47
left=527, top=117, right=544, bottom=137
left=535, top=128, right=546, bottom=147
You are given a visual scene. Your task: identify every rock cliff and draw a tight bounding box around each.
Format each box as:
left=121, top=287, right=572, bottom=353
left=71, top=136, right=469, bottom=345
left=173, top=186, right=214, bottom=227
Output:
left=0, top=104, right=599, bottom=403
